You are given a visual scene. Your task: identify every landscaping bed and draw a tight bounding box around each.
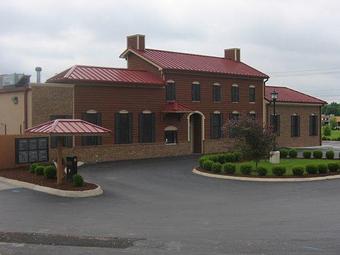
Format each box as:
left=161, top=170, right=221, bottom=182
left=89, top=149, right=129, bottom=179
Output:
left=0, top=166, right=97, bottom=191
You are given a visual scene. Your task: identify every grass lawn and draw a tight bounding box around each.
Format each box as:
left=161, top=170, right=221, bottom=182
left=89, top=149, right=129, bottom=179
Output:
left=233, top=159, right=339, bottom=176
left=322, top=127, right=340, bottom=140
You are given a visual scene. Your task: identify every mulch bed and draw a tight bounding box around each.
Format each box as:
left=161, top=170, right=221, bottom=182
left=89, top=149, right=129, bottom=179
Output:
left=0, top=167, right=98, bottom=191
left=196, top=167, right=340, bottom=178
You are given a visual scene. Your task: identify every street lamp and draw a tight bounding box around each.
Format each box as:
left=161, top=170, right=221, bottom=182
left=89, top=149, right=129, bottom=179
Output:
left=271, top=90, right=278, bottom=117
left=271, top=90, right=278, bottom=152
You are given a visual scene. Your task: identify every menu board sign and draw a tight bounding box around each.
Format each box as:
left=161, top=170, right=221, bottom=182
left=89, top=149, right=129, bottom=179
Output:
left=15, top=137, right=49, bottom=164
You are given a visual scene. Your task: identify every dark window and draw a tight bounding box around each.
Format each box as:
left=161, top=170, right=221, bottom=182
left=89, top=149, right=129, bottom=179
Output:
left=291, top=115, right=300, bottom=137
left=192, top=83, right=200, bottom=101
left=249, top=86, right=256, bottom=102
left=309, top=115, right=318, bottom=136
left=165, top=130, right=177, bottom=144
left=231, top=85, right=240, bottom=102
left=211, top=113, right=223, bottom=139
left=166, top=81, right=176, bottom=101
left=16, top=137, right=49, bottom=164
left=81, top=112, right=102, bottom=146
left=139, top=113, right=156, bottom=143
left=115, top=112, right=133, bottom=144
left=50, top=115, right=73, bottom=148
left=229, top=112, right=240, bottom=138
left=270, top=114, right=280, bottom=135
left=213, top=85, right=221, bottom=102
left=248, top=112, right=257, bottom=121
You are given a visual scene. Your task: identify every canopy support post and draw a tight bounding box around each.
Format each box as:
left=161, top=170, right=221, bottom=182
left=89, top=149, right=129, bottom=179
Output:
left=57, top=137, right=64, bottom=185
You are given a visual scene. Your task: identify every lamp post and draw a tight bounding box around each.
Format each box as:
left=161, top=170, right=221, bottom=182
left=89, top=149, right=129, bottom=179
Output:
left=271, top=90, right=278, bottom=152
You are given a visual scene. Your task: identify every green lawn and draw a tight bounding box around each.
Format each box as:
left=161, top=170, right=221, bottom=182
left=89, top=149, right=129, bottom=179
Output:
left=233, top=159, right=339, bottom=176
left=322, top=127, right=340, bottom=140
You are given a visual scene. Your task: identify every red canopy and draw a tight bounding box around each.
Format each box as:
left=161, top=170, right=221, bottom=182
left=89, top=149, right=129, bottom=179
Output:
left=25, top=119, right=111, bottom=136
left=162, top=101, right=193, bottom=113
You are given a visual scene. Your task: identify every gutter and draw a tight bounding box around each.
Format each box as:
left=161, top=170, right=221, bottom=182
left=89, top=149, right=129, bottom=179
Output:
left=24, top=87, right=29, bottom=130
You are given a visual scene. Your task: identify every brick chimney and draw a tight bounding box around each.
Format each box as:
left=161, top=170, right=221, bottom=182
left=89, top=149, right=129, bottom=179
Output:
left=127, top=34, right=145, bottom=51
left=224, top=48, right=241, bottom=62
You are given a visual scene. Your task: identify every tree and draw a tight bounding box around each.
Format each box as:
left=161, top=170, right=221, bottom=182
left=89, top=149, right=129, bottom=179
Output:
left=225, top=118, right=276, bottom=169
left=324, top=125, right=331, bottom=136
left=322, top=102, right=340, bottom=115
left=330, top=117, right=337, bottom=130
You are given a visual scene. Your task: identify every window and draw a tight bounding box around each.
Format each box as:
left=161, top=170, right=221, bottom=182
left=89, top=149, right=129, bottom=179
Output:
left=248, top=111, right=256, bottom=121
left=231, top=84, right=239, bottom=102
left=192, top=82, right=200, bottom=101
left=81, top=112, right=102, bottom=146
left=211, top=113, right=223, bottom=139
left=270, top=114, right=280, bottom=135
left=213, top=83, right=221, bottom=102
left=164, top=126, right=177, bottom=144
left=249, top=85, right=256, bottom=102
left=166, top=80, right=176, bottom=101
left=291, top=115, right=300, bottom=137
left=309, top=114, right=318, bottom=136
left=139, top=112, right=156, bottom=143
left=229, top=112, right=240, bottom=138
left=115, top=112, right=133, bottom=144
left=50, top=115, right=73, bottom=148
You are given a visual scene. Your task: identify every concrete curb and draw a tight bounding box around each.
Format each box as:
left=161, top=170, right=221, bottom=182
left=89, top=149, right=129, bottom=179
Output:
left=0, top=176, right=103, bottom=197
left=192, top=168, right=340, bottom=182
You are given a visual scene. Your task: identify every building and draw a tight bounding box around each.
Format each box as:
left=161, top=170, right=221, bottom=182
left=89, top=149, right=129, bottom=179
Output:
left=0, top=34, right=327, bottom=163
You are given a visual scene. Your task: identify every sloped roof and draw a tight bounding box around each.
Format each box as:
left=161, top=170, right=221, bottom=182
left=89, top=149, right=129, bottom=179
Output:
left=25, top=119, right=111, bottom=136
left=162, top=101, right=193, bottom=113
left=265, top=86, right=327, bottom=105
left=121, top=48, right=268, bottom=78
left=46, top=65, right=164, bottom=86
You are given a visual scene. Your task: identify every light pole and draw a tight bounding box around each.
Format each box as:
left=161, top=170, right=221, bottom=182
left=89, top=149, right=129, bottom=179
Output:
left=271, top=90, right=278, bottom=132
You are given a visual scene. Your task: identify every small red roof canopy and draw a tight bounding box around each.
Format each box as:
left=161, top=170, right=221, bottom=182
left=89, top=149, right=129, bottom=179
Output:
left=47, top=65, right=164, bottom=86
left=25, top=119, right=111, bottom=136
left=265, top=86, right=327, bottom=105
left=163, top=101, right=193, bottom=113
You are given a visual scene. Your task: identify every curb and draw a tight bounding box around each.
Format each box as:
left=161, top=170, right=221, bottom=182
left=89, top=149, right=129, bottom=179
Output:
left=192, top=168, right=340, bottom=183
left=0, top=176, right=103, bottom=197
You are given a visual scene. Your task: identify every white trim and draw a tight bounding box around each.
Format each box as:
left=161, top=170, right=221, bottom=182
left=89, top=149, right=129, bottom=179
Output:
left=166, top=80, right=175, bottom=84
left=232, top=111, right=239, bottom=114
left=119, top=110, right=129, bottom=114
left=86, top=109, right=97, bottom=114
left=213, top=82, right=221, bottom=86
left=213, top=111, right=221, bottom=114
left=119, top=49, right=163, bottom=71
left=164, top=125, right=178, bottom=131
left=192, top=81, right=200, bottom=85
left=142, top=110, right=152, bottom=114
left=249, top=85, right=255, bottom=88
left=249, top=110, right=256, bottom=114
left=232, top=84, right=239, bottom=87
left=187, top=111, right=205, bottom=154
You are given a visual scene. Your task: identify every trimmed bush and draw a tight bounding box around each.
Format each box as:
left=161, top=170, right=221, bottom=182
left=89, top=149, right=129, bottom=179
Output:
left=217, top=154, right=225, bottom=164
left=328, top=163, right=339, bottom=173
left=211, top=162, right=222, bottom=173
left=257, top=167, right=268, bottom=176
left=279, top=149, right=289, bottom=159
left=44, top=166, right=57, bottom=179
left=35, top=166, right=44, bottom=176
left=29, top=163, right=39, bottom=173
left=233, top=152, right=242, bottom=162
left=318, top=164, right=328, bottom=174
left=288, top=149, right=298, bottom=158
left=292, top=166, right=304, bottom=176
left=72, top=174, right=84, bottom=187
left=323, top=125, right=331, bottom=136
left=326, top=150, right=335, bottom=159
left=313, top=150, right=323, bottom=159
left=303, top=151, right=312, bottom=159
left=199, top=157, right=207, bottom=168
left=240, top=164, right=252, bottom=175
left=222, top=163, right=236, bottom=175
left=207, top=155, right=219, bottom=162
left=223, top=153, right=235, bottom=163
left=306, top=164, right=318, bottom=175
left=202, top=160, right=214, bottom=171
left=272, top=166, right=286, bottom=176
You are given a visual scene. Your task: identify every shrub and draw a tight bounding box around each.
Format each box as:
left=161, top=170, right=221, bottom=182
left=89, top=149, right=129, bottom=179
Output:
left=199, top=157, right=207, bottom=168
left=322, top=136, right=327, bottom=140
left=233, top=152, right=242, bottom=162
left=272, top=166, right=286, bottom=176
left=240, top=164, right=252, bottom=175
left=279, top=149, right=289, bottom=159
left=336, top=137, right=340, bottom=141
left=211, top=162, right=222, bottom=173
left=222, top=163, right=236, bottom=175
left=202, top=160, right=214, bottom=171
left=313, top=150, right=323, bottom=159
left=217, top=154, right=225, bottom=164
left=257, top=167, right=267, bottom=176
left=288, top=149, right=298, bottom=158
left=303, top=151, right=312, bottom=159
left=328, top=163, right=339, bottom=173
left=318, top=164, right=328, bottom=174
left=35, top=166, right=44, bottom=175
left=29, top=163, right=39, bottom=173
left=223, top=153, right=235, bottom=163
left=292, top=166, right=304, bottom=176
left=207, top=155, right=219, bottom=162
left=72, top=174, right=84, bottom=187
left=326, top=150, right=335, bottom=159
left=44, top=166, right=57, bottom=179
left=323, top=125, right=331, bottom=136
left=305, top=164, right=318, bottom=175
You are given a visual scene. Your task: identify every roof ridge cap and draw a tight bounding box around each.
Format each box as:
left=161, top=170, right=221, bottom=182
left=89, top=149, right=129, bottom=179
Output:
left=145, top=48, right=226, bottom=60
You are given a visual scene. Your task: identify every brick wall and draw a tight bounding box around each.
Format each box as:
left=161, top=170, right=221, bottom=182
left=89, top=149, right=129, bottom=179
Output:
left=127, top=54, right=162, bottom=77
left=266, top=103, right=321, bottom=147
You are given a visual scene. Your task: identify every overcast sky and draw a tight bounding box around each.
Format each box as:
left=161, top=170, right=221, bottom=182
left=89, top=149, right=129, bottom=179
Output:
left=1, top=0, right=339, bottom=102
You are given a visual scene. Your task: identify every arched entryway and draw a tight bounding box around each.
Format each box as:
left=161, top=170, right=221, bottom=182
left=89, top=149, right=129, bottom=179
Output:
left=188, top=111, right=205, bottom=153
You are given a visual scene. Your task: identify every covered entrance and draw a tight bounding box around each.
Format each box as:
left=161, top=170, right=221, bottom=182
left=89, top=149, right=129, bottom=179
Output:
left=188, top=112, right=204, bottom=154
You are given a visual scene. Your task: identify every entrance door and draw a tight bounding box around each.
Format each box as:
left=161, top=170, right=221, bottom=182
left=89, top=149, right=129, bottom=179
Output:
left=192, top=113, right=202, bottom=153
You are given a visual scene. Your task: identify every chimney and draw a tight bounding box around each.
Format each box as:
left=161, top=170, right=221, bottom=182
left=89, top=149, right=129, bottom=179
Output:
left=127, top=34, right=145, bottom=51
left=224, top=48, right=241, bottom=62
left=35, top=67, right=42, bottom=83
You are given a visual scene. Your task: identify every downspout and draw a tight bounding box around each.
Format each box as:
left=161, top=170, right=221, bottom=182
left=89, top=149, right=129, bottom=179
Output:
left=24, top=88, right=29, bottom=130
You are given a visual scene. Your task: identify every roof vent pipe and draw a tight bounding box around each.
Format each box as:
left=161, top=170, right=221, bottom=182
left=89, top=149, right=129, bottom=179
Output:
left=35, top=67, right=42, bottom=83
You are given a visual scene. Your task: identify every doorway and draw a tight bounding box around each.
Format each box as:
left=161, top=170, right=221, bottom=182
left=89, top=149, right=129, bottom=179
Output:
left=190, top=113, right=203, bottom=153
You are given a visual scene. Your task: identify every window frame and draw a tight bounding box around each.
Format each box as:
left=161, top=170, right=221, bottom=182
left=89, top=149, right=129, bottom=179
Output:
left=231, top=84, right=240, bottom=103
left=164, top=126, right=178, bottom=145
left=81, top=111, right=102, bottom=146
left=309, top=114, right=318, bottom=136
left=210, top=112, right=223, bottom=139
left=249, top=85, right=256, bottom=103
left=139, top=112, right=156, bottom=143
left=212, top=83, right=221, bottom=102
left=165, top=80, right=176, bottom=101
left=291, top=114, right=300, bottom=137
left=115, top=111, right=133, bottom=144
left=191, top=81, right=201, bottom=101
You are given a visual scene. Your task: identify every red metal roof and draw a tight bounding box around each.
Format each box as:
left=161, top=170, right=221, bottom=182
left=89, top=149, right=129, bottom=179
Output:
left=25, top=119, right=111, bottom=136
left=265, top=86, right=327, bottom=105
left=123, top=48, right=268, bottom=78
left=47, top=65, right=164, bottom=86
left=163, top=101, right=193, bottom=113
